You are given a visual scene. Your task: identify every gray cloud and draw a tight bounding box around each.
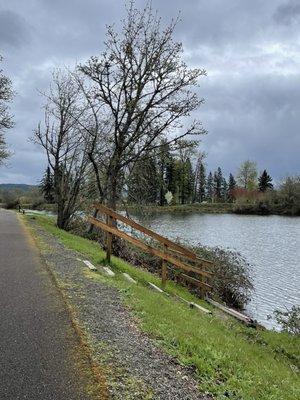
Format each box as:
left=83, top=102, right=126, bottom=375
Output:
left=0, top=0, right=299, bottom=184
left=0, top=10, right=31, bottom=49
left=274, top=0, right=300, bottom=25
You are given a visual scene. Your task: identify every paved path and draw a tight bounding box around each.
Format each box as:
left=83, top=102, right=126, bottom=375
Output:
left=0, top=209, right=95, bottom=399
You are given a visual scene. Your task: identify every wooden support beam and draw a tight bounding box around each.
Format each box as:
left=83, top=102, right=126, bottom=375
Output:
left=206, top=298, right=254, bottom=324
left=106, top=215, right=113, bottom=263
left=161, top=244, right=168, bottom=288
left=180, top=273, right=212, bottom=291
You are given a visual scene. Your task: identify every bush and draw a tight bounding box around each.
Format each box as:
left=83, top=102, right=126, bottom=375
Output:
left=272, top=306, right=300, bottom=335
left=193, top=245, right=253, bottom=310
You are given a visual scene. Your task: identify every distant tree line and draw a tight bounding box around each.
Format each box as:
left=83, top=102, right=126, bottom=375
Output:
left=125, top=144, right=276, bottom=206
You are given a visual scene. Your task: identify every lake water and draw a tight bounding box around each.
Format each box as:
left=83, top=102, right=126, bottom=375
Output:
left=140, top=213, right=300, bottom=329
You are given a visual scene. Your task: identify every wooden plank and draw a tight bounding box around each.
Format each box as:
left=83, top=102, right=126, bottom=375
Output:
left=190, top=302, right=212, bottom=314
left=161, top=244, right=168, bottom=288
left=82, top=260, right=97, bottom=271
left=93, top=203, right=196, bottom=259
left=206, top=298, right=253, bottom=324
left=106, top=215, right=113, bottom=263
left=122, top=273, right=137, bottom=284
left=180, top=273, right=212, bottom=291
left=148, top=282, right=164, bottom=293
left=88, top=216, right=212, bottom=280
left=168, top=247, right=214, bottom=268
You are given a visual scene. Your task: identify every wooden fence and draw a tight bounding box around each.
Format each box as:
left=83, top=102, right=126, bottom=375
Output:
left=88, top=203, right=213, bottom=296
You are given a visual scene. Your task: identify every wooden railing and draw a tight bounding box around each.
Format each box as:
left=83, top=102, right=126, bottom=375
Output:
left=88, top=203, right=213, bottom=296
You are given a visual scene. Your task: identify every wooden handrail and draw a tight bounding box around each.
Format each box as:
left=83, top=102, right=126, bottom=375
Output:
left=88, top=216, right=212, bottom=282
left=93, top=203, right=196, bottom=259
left=89, top=204, right=214, bottom=295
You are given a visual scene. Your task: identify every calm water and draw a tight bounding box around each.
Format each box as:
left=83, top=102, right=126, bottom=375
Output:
left=141, top=213, right=300, bottom=329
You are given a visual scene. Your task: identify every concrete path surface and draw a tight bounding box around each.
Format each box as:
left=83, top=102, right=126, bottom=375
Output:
left=0, top=209, right=97, bottom=399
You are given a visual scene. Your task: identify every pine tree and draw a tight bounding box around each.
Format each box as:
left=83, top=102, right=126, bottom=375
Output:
left=157, top=141, right=172, bottom=205
left=175, top=158, right=194, bottom=204
left=228, top=173, right=237, bottom=201
left=40, top=166, right=54, bottom=203
left=206, top=171, right=213, bottom=202
left=198, top=162, right=206, bottom=202
left=128, top=154, right=159, bottom=204
left=221, top=177, right=228, bottom=202
left=213, top=167, right=223, bottom=201
left=258, top=169, right=273, bottom=192
left=193, top=153, right=206, bottom=203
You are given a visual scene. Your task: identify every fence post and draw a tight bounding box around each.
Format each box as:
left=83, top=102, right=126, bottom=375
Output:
left=161, top=244, right=168, bottom=288
left=106, top=215, right=113, bottom=263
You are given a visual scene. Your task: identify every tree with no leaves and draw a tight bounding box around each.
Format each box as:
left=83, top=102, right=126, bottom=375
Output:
left=78, top=1, right=206, bottom=210
left=236, top=160, right=258, bottom=190
left=34, top=71, right=89, bottom=229
left=0, top=55, right=14, bottom=165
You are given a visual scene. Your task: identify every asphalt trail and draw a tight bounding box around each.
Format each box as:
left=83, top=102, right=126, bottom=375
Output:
left=0, top=209, right=94, bottom=399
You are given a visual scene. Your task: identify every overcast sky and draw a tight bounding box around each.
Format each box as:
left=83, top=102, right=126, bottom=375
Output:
left=0, top=0, right=299, bottom=184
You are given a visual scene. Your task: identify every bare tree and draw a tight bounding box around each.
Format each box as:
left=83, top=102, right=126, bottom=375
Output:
left=78, top=2, right=206, bottom=210
left=34, top=71, right=89, bottom=229
left=0, top=55, right=14, bottom=165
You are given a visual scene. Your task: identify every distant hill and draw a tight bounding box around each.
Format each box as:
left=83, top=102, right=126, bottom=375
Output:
left=0, top=184, right=37, bottom=192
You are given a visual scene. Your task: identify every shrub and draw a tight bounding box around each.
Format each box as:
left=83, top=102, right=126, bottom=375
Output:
left=272, top=306, right=300, bottom=335
left=193, top=245, right=253, bottom=310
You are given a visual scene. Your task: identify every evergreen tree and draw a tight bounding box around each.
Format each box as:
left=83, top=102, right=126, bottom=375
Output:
left=40, top=166, right=54, bottom=203
left=198, top=162, right=206, bottom=202
left=228, top=173, right=237, bottom=201
left=221, top=177, right=228, bottom=202
left=157, top=141, right=172, bottom=205
left=193, top=153, right=206, bottom=202
left=174, top=158, right=194, bottom=204
left=206, top=171, right=213, bottom=202
left=258, top=169, right=273, bottom=192
left=213, top=167, right=223, bottom=201
left=128, top=154, right=159, bottom=204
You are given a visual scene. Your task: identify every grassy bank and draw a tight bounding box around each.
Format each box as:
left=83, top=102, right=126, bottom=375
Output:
left=25, top=214, right=300, bottom=400
left=125, top=202, right=233, bottom=214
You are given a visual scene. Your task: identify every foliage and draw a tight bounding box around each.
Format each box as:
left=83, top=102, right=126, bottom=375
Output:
left=228, top=173, right=237, bottom=201
left=213, top=167, right=223, bottom=201
left=194, top=245, right=253, bottom=310
left=236, top=160, right=258, bottom=190
left=39, top=166, right=54, bottom=203
left=258, top=169, right=273, bottom=192
left=233, top=176, right=300, bottom=216
left=272, top=306, right=300, bottom=336
left=0, top=185, right=44, bottom=209
left=193, top=152, right=206, bottom=202
left=206, top=171, right=214, bottom=202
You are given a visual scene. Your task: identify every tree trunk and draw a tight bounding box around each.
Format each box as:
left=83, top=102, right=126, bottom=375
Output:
left=56, top=201, right=71, bottom=230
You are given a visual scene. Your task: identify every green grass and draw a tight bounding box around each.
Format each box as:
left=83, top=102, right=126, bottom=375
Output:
left=25, top=214, right=300, bottom=400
